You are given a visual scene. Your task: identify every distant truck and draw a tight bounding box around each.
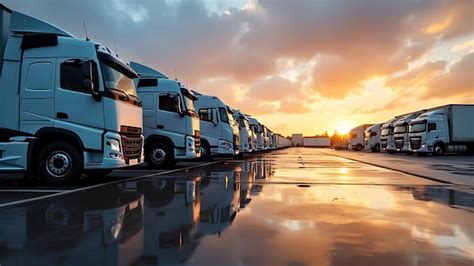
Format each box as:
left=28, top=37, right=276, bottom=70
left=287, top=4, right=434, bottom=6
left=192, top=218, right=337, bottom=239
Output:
left=248, top=117, right=264, bottom=151
left=303, top=137, right=330, bottom=147
left=130, top=62, right=201, bottom=168
left=393, top=112, right=424, bottom=154
left=291, top=134, right=304, bottom=147
left=275, top=134, right=291, bottom=148
left=380, top=118, right=400, bottom=153
left=194, top=94, right=240, bottom=159
left=0, top=5, right=143, bottom=184
left=364, top=123, right=382, bottom=152
left=408, top=104, right=474, bottom=155
left=349, top=124, right=372, bottom=151
left=232, top=109, right=253, bottom=153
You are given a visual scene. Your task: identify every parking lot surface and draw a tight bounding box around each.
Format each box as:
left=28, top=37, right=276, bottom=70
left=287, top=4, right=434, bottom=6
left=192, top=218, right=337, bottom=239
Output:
left=0, top=148, right=472, bottom=265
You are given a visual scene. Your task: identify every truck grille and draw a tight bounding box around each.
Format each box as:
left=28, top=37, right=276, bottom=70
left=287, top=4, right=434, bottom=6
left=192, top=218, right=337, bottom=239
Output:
left=120, top=133, right=142, bottom=160
left=380, top=138, right=387, bottom=149
left=410, top=137, right=421, bottom=150
left=394, top=137, right=404, bottom=149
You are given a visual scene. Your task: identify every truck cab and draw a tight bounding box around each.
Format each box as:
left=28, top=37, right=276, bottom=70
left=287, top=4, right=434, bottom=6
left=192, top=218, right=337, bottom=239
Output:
left=393, top=113, right=423, bottom=154
left=232, top=109, right=253, bottom=153
left=130, top=62, right=201, bottom=168
left=349, top=124, right=371, bottom=151
left=380, top=118, right=398, bottom=153
left=248, top=117, right=263, bottom=151
left=194, top=94, right=240, bottom=158
left=364, top=123, right=382, bottom=152
left=409, top=111, right=447, bottom=155
left=262, top=125, right=270, bottom=150
left=0, top=6, right=143, bottom=184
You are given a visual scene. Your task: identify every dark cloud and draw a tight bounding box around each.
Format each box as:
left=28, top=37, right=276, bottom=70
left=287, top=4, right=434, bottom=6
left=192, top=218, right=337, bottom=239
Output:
left=4, top=0, right=473, bottom=104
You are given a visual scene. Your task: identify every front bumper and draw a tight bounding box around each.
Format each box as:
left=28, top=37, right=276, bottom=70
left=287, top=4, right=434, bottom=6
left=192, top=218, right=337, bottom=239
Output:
left=84, top=132, right=144, bottom=169
left=176, top=136, right=202, bottom=159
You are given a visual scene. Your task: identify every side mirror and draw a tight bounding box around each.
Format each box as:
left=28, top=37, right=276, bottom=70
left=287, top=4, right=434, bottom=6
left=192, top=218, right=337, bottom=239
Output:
left=173, top=95, right=184, bottom=116
left=82, top=60, right=101, bottom=101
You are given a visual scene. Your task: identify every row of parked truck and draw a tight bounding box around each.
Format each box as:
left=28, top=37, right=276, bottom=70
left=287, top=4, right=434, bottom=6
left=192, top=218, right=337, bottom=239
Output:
left=0, top=5, right=288, bottom=184
left=347, top=104, right=474, bottom=156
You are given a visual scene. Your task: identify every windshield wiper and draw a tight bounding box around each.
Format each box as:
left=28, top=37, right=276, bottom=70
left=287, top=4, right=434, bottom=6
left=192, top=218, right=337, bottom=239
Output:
left=108, top=88, right=130, bottom=101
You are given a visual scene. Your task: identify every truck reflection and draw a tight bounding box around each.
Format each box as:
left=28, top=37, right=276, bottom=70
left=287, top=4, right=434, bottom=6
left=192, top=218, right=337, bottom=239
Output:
left=134, top=176, right=201, bottom=265
left=412, top=186, right=474, bottom=212
left=0, top=186, right=144, bottom=265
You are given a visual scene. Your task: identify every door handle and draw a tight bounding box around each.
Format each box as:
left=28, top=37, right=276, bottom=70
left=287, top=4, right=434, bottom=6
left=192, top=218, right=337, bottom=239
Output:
left=57, top=112, right=69, bottom=119
left=156, top=124, right=164, bottom=129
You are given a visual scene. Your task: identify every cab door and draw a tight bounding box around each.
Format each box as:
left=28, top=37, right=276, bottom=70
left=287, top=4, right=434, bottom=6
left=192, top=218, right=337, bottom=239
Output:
left=54, top=58, right=105, bottom=149
left=20, top=59, right=56, bottom=133
left=156, top=93, right=186, bottom=147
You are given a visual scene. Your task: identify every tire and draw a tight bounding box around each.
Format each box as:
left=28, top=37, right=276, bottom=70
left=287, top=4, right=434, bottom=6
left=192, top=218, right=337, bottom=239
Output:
left=355, top=144, right=363, bottom=151
left=36, top=141, right=83, bottom=185
left=432, top=143, right=445, bottom=156
left=374, top=144, right=380, bottom=152
left=84, top=169, right=113, bottom=178
left=145, top=142, right=176, bottom=169
left=201, top=142, right=212, bottom=161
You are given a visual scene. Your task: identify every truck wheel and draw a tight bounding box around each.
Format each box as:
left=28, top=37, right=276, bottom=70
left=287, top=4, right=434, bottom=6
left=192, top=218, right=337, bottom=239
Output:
left=36, top=141, right=83, bottom=185
left=355, top=144, right=363, bottom=151
left=146, top=142, right=176, bottom=168
left=84, top=169, right=113, bottom=178
left=201, top=142, right=212, bottom=161
left=374, top=144, right=381, bottom=152
left=433, top=143, right=445, bottom=156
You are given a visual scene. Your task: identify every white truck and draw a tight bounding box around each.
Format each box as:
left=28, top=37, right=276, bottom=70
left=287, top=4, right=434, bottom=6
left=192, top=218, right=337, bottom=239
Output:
left=380, top=117, right=401, bottom=153
left=364, top=123, right=382, bottom=152
left=408, top=104, right=474, bottom=155
left=130, top=62, right=201, bottom=168
left=276, top=134, right=292, bottom=148
left=393, top=112, right=424, bottom=154
left=348, top=124, right=372, bottom=151
left=194, top=93, right=240, bottom=159
left=232, top=109, right=253, bottom=153
left=0, top=5, right=144, bottom=184
left=262, top=125, right=270, bottom=150
left=248, top=117, right=264, bottom=151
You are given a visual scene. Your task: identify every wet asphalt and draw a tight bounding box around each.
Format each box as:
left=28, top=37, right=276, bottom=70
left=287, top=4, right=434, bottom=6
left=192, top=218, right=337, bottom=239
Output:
left=0, top=148, right=472, bottom=265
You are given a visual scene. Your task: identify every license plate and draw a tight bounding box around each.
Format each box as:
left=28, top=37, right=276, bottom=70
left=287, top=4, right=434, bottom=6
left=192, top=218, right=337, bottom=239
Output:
left=129, top=159, right=138, bottom=165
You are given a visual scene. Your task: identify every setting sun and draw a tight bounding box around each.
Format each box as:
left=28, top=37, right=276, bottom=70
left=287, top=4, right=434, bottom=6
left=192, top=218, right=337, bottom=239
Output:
left=336, top=123, right=352, bottom=135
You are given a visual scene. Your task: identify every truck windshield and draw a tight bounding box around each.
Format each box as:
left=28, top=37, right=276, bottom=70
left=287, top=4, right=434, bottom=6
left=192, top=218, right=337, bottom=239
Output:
left=219, top=107, right=230, bottom=124
left=409, top=122, right=426, bottom=133
left=183, top=95, right=196, bottom=113
left=394, top=125, right=407, bottom=134
left=381, top=128, right=391, bottom=136
left=101, top=61, right=138, bottom=98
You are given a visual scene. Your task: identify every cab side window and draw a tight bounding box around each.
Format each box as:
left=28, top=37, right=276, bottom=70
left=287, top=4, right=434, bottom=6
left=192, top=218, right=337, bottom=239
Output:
left=199, top=108, right=213, bottom=122
left=159, top=94, right=179, bottom=113
left=428, top=123, right=437, bottom=132
left=60, top=60, right=98, bottom=94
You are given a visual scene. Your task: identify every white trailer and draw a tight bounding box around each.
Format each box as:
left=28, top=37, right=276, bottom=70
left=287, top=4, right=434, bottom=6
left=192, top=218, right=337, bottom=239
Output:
left=408, top=104, right=474, bottom=155
left=303, top=137, right=330, bottom=147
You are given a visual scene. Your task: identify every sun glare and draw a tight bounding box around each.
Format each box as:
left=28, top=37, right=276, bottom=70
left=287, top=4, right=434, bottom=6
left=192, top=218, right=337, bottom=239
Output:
left=336, top=123, right=351, bottom=135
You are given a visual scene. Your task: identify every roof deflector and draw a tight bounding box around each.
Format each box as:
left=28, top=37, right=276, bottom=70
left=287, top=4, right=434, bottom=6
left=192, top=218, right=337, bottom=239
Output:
left=129, top=61, right=168, bottom=79
left=10, top=11, right=74, bottom=37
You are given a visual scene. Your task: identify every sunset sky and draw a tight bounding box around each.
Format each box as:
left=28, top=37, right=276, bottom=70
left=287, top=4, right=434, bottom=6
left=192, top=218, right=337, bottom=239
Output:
left=6, top=0, right=473, bottom=136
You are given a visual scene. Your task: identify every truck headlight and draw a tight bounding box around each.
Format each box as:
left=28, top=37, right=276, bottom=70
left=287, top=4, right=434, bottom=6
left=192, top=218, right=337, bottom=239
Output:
left=107, top=139, right=121, bottom=152
left=422, top=142, right=426, bottom=148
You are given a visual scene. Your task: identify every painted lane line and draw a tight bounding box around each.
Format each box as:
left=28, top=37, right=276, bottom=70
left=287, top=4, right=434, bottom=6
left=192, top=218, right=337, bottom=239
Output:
left=0, top=160, right=224, bottom=209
